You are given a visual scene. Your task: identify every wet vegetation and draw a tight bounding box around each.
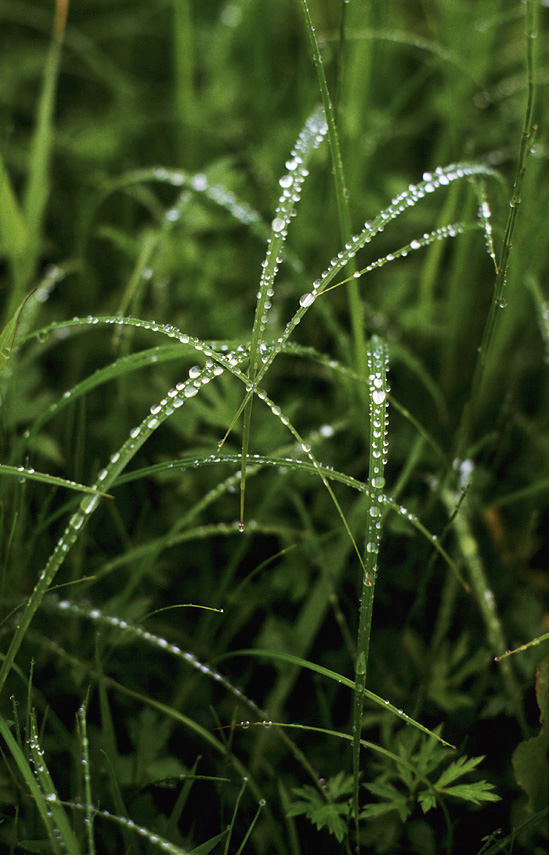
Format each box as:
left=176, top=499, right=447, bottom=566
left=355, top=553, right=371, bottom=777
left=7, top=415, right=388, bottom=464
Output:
left=1, top=1, right=548, bottom=853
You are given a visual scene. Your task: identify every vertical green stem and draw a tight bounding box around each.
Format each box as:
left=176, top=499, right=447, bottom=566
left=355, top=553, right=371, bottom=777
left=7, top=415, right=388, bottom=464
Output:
left=456, top=0, right=540, bottom=458
left=10, top=0, right=68, bottom=320
left=352, top=336, right=389, bottom=847
left=298, top=0, right=368, bottom=401
left=172, top=0, right=196, bottom=165
left=441, top=488, right=527, bottom=735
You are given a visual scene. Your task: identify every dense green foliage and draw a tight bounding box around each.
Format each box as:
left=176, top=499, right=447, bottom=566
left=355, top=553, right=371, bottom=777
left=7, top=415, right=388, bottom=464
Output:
left=1, top=1, right=548, bottom=853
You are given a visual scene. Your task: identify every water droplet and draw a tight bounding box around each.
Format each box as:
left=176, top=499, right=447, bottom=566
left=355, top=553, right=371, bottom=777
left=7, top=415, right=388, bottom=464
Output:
left=299, top=292, right=315, bottom=308
left=272, top=217, right=285, bottom=233
left=372, top=389, right=386, bottom=404
left=191, top=173, right=208, bottom=191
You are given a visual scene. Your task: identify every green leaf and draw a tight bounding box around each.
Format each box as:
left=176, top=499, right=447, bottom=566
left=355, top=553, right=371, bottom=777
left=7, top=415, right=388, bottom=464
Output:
left=418, top=790, right=437, bottom=814
left=309, top=803, right=349, bottom=843
left=0, top=292, right=33, bottom=379
left=0, top=152, right=28, bottom=257
left=423, top=753, right=500, bottom=809
left=512, top=654, right=549, bottom=813
left=325, top=771, right=354, bottom=801
left=433, top=754, right=484, bottom=789
left=437, top=781, right=500, bottom=805
left=0, top=463, right=112, bottom=497
left=287, top=777, right=351, bottom=843
left=361, top=781, right=412, bottom=823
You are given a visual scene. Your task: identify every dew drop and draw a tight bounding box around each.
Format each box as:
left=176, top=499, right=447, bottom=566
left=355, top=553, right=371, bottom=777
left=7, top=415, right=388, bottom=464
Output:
left=299, top=292, right=315, bottom=308
left=320, top=424, right=334, bottom=438
left=191, top=173, right=208, bottom=191
left=272, top=217, right=285, bottom=233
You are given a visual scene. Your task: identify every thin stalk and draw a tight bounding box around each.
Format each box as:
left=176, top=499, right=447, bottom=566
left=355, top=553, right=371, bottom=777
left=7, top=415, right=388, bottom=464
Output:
left=298, top=0, right=368, bottom=400
left=172, top=0, right=196, bottom=164
left=352, top=336, right=389, bottom=848
left=456, top=0, right=540, bottom=458
left=441, top=488, right=527, bottom=735
left=9, top=0, right=69, bottom=320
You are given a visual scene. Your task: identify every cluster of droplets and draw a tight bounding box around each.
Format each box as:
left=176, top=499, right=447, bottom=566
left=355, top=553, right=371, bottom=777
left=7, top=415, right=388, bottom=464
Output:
left=364, top=337, right=390, bottom=580
left=476, top=187, right=498, bottom=271
left=27, top=720, right=68, bottom=849
left=43, top=797, right=192, bottom=855
left=252, top=108, right=328, bottom=353
left=344, top=221, right=468, bottom=283
left=150, top=165, right=263, bottom=232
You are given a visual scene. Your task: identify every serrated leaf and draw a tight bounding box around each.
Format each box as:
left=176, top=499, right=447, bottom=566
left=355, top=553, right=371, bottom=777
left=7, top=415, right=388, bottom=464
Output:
left=326, top=770, right=354, bottom=800
left=288, top=777, right=351, bottom=843
left=433, top=754, right=484, bottom=789
left=418, top=790, right=437, bottom=814
left=309, top=803, right=349, bottom=843
left=438, top=781, right=500, bottom=805
left=363, top=781, right=412, bottom=823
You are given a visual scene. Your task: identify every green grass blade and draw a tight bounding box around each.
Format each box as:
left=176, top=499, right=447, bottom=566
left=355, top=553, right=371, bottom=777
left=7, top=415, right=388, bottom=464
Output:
left=352, top=336, right=389, bottom=841
left=297, top=0, right=367, bottom=396
left=224, top=649, right=454, bottom=748
left=0, top=713, right=64, bottom=855
left=28, top=712, right=81, bottom=855
left=76, top=700, right=95, bottom=855
left=0, top=293, right=33, bottom=380
left=0, top=153, right=28, bottom=262
left=456, top=0, right=541, bottom=457
left=441, top=486, right=526, bottom=732
left=11, top=0, right=67, bottom=319
left=239, top=106, right=327, bottom=527
left=0, top=464, right=112, bottom=497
